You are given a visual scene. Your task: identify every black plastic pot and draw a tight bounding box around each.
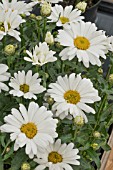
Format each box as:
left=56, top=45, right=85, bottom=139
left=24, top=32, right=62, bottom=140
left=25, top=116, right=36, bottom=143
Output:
left=83, top=0, right=101, bottom=23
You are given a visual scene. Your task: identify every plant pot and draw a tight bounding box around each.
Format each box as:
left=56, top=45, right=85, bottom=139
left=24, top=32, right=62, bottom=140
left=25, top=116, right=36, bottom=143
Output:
left=83, top=0, right=101, bottom=23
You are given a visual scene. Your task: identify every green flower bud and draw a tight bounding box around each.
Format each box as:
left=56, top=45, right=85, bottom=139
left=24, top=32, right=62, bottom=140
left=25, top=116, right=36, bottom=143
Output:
left=98, top=68, right=103, bottom=74
left=21, top=14, right=26, bottom=18
left=91, top=143, right=99, bottom=150
left=6, top=147, right=10, bottom=153
left=45, top=73, right=49, bottom=79
left=30, top=14, right=36, bottom=19
left=21, top=162, right=30, bottom=170
left=109, top=74, right=113, bottom=84
left=55, top=42, right=62, bottom=48
left=41, top=2, right=51, bottom=16
left=76, top=1, right=87, bottom=12
left=4, top=44, right=16, bottom=56
left=47, top=97, right=54, bottom=105
left=74, top=116, right=84, bottom=126
left=36, top=16, right=42, bottom=21
left=93, top=131, right=101, bottom=138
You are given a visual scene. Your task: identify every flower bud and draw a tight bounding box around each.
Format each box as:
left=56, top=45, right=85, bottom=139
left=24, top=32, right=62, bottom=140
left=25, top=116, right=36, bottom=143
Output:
left=91, top=143, right=99, bottom=150
left=36, top=16, right=42, bottom=21
left=93, top=131, right=101, bottom=138
left=6, top=147, right=10, bottom=153
left=21, top=14, right=26, bottom=18
left=41, top=2, right=51, bottom=16
left=4, top=44, right=15, bottom=56
left=30, top=14, right=36, bottom=19
left=47, top=97, right=54, bottom=105
left=109, top=74, right=113, bottom=84
left=74, top=116, right=84, bottom=126
left=98, top=68, right=103, bottom=74
left=55, top=42, right=62, bottom=48
left=76, top=2, right=87, bottom=12
left=21, top=162, right=30, bottom=170
left=45, top=31, right=54, bottom=45
left=45, top=73, right=49, bottom=79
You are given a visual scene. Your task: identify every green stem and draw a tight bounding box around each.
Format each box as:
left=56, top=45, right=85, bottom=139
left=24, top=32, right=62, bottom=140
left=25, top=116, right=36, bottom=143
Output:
left=43, top=17, right=47, bottom=41
left=37, top=20, right=40, bottom=41
left=20, top=24, right=25, bottom=50
left=2, top=36, right=6, bottom=50
left=72, top=126, right=80, bottom=142
left=1, top=140, right=11, bottom=156
left=96, top=94, right=107, bottom=124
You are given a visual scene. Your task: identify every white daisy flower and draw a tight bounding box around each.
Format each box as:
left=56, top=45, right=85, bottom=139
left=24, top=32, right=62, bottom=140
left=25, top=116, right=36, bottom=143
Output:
left=0, top=0, right=37, bottom=16
left=24, top=42, right=57, bottom=66
left=48, top=5, right=84, bottom=27
left=56, top=21, right=108, bottom=68
left=0, top=102, right=58, bottom=158
left=47, top=73, right=101, bottom=120
left=9, top=70, right=46, bottom=100
left=0, top=9, right=25, bottom=41
left=32, top=0, right=63, bottom=4
left=34, top=139, right=80, bottom=170
left=0, top=64, right=10, bottom=93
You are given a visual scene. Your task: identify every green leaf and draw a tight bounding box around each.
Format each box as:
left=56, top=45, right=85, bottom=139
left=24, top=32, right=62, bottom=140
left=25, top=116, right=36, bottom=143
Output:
left=0, top=147, right=3, bottom=170
left=86, top=149, right=101, bottom=168
left=11, top=148, right=28, bottom=170
left=101, top=143, right=111, bottom=151
left=60, top=133, right=73, bottom=143
left=3, top=144, right=14, bottom=161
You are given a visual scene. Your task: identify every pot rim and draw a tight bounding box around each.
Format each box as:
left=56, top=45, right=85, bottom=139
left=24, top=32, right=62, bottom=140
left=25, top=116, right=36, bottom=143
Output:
left=86, top=0, right=101, bottom=11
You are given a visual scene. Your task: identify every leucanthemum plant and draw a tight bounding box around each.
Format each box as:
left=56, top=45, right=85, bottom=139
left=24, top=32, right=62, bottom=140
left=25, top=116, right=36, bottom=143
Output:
left=9, top=70, right=46, bottom=99
left=56, top=21, right=108, bottom=67
left=47, top=73, right=100, bottom=120
left=0, top=0, right=37, bottom=16
left=32, top=0, right=63, bottom=4
left=0, top=0, right=113, bottom=170
left=34, top=139, right=80, bottom=170
left=0, top=102, right=58, bottom=158
left=25, top=42, right=57, bottom=66
left=48, top=5, right=84, bottom=27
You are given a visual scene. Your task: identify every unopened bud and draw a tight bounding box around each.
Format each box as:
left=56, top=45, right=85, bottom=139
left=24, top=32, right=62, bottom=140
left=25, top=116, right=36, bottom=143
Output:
left=36, top=16, right=42, bottom=21
left=21, top=14, right=26, bottom=18
left=21, top=162, right=30, bottom=170
left=91, top=143, right=99, bottom=150
left=47, top=97, right=54, bottom=105
left=74, top=116, right=84, bottom=126
left=4, top=44, right=15, bottom=56
left=76, top=2, right=87, bottom=12
left=45, top=73, right=49, bottom=79
left=109, top=74, right=113, bottom=84
left=93, top=131, right=101, bottom=138
left=30, top=14, right=36, bottom=19
left=41, top=2, right=51, bottom=16
left=98, top=68, right=103, bottom=74
left=55, top=42, right=61, bottom=48
left=45, top=32, right=54, bottom=45
left=6, top=147, right=10, bottom=153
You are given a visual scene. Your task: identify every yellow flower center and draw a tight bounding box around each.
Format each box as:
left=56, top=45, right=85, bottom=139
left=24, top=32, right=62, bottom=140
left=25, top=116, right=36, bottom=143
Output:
left=0, top=22, right=11, bottom=32
left=64, top=90, right=81, bottom=104
left=48, top=152, right=63, bottom=164
left=20, top=84, right=29, bottom=93
left=20, top=122, right=37, bottom=139
left=0, top=22, right=5, bottom=32
left=60, top=16, right=69, bottom=24
left=74, top=36, right=90, bottom=50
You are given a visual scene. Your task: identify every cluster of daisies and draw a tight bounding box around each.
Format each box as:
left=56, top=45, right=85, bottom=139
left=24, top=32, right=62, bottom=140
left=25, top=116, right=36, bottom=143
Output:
left=0, top=0, right=113, bottom=170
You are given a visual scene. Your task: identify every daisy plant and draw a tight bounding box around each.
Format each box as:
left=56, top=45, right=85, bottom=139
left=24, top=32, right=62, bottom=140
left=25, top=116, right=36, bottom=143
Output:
left=0, top=0, right=113, bottom=170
